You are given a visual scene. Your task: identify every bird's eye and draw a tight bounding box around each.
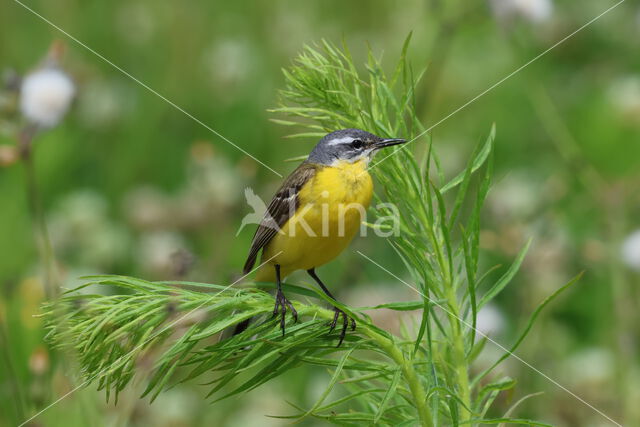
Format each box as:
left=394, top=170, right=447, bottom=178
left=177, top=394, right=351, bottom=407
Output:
left=351, top=139, right=364, bottom=149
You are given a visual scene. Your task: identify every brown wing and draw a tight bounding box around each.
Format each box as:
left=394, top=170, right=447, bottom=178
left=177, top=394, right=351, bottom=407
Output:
left=242, top=162, right=319, bottom=274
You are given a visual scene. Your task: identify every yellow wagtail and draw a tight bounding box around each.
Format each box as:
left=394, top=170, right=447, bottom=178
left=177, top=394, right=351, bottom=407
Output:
left=242, top=128, right=406, bottom=345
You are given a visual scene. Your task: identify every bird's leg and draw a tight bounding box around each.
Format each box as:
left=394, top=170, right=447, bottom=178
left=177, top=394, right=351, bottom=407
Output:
left=307, top=269, right=355, bottom=346
left=272, top=264, right=297, bottom=336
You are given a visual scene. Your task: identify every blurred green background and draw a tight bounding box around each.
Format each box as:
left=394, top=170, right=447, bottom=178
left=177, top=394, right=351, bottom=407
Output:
left=1, top=0, right=639, bottom=425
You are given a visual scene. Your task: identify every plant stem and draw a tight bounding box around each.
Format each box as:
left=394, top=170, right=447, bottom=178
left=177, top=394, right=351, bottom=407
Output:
left=435, top=228, right=472, bottom=421
left=19, top=126, right=58, bottom=299
left=605, top=193, right=638, bottom=425
left=307, top=306, right=434, bottom=426
left=0, top=320, right=27, bottom=421
left=366, top=325, right=434, bottom=427
left=446, top=284, right=472, bottom=422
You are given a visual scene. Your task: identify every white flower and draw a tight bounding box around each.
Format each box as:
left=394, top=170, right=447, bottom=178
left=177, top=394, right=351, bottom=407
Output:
left=20, top=67, right=75, bottom=128
left=621, top=229, right=640, bottom=271
left=490, top=0, right=554, bottom=24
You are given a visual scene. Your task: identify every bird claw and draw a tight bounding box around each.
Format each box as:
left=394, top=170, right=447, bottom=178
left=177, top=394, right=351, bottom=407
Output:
left=329, top=307, right=356, bottom=347
left=273, top=289, right=298, bottom=336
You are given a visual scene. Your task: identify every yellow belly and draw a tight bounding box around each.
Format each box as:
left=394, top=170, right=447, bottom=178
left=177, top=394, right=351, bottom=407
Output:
left=258, top=160, right=373, bottom=280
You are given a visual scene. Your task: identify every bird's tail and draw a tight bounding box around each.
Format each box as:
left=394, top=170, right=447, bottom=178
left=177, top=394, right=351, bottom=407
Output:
left=230, top=263, right=278, bottom=338
left=232, top=317, right=252, bottom=336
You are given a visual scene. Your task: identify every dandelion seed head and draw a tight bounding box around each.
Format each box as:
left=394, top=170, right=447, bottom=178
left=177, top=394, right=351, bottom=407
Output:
left=49, top=191, right=130, bottom=268
left=20, top=67, right=75, bottom=128
left=116, top=2, right=156, bottom=46
left=78, top=80, right=129, bottom=128
left=138, top=231, right=189, bottom=277
left=608, top=75, right=640, bottom=123
left=490, top=0, right=554, bottom=24
left=489, top=173, right=540, bottom=219
left=202, top=39, right=253, bottom=97
left=621, top=229, right=640, bottom=271
left=564, top=347, right=614, bottom=386
left=476, top=304, right=505, bottom=338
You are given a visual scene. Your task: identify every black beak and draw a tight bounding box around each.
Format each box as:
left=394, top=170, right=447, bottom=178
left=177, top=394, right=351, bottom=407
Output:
left=373, top=138, right=407, bottom=150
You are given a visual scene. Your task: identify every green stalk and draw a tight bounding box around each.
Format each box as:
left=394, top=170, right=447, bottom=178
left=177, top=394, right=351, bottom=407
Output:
left=433, top=225, right=472, bottom=422
left=606, top=199, right=637, bottom=425
left=445, top=284, right=472, bottom=422
left=363, top=324, right=434, bottom=427
left=306, top=306, right=433, bottom=426
left=0, top=321, right=26, bottom=421
left=19, top=126, right=58, bottom=299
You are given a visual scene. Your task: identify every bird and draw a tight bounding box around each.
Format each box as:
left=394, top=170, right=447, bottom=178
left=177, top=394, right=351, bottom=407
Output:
left=241, top=128, right=406, bottom=345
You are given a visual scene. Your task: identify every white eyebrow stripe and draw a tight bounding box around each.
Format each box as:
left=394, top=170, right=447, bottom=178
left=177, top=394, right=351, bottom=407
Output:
left=326, top=136, right=354, bottom=146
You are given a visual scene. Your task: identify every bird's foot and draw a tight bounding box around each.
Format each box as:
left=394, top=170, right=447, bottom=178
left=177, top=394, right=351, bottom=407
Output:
left=329, top=307, right=356, bottom=347
left=272, top=289, right=298, bottom=336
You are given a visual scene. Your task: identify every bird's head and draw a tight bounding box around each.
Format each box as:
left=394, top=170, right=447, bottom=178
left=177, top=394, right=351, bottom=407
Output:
left=307, top=128, right=406, bottom=166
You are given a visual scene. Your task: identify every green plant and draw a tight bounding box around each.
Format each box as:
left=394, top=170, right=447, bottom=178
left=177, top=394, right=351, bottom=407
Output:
left=45, top=37, right=577, bottom=426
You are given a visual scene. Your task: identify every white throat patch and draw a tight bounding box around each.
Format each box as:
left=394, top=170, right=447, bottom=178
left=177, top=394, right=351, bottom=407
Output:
left=329, top=149, right=375, bottom=166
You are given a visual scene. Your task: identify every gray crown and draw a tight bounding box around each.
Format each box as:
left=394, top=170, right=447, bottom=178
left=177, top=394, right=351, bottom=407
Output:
left=307, top=129, right=383, bottom=165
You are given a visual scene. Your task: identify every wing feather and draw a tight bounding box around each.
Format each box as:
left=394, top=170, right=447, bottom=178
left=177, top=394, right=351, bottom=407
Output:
left=242, top=162, right=318, bottom=274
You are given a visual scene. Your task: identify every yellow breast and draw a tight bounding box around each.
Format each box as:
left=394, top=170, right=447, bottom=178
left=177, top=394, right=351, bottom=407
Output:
left=260, top=159, right=373, bottom=279
left=299, top=159, right=373, bottom=209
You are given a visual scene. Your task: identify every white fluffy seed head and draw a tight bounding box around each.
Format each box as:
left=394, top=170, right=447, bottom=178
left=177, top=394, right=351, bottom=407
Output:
left=516, top=0, right=553, bottom=23
left=608, top=75, right=640, bottom=119
left=476, top=304, right=505, bottom=338
left=622, top=230, right=640, bottom=271
left=20, top=67, right=75, bottom=128
left=490, top=0, right=553, bottom=24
